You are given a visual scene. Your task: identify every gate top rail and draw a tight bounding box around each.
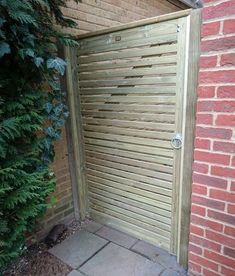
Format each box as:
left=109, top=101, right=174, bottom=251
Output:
left=76, top=9, right=192, bottom=40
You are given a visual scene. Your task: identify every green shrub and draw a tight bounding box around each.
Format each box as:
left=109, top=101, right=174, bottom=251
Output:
left=0, top=0, right=78, bottom=268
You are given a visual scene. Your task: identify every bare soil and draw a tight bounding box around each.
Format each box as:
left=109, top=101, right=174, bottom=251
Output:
left=3, top=220, right=82, bottom=276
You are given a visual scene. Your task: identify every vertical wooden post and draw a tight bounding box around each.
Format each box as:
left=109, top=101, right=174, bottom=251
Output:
left=64, top=46, right=88, bottom=220
left=177, top=9, right=201, bottom=267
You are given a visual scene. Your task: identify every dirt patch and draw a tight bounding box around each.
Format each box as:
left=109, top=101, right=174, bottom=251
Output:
left=3, top=220, right=82, bottom=276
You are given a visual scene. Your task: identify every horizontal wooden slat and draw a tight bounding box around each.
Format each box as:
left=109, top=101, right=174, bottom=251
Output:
left=86, top=156, right=172, bottom=182
left=89, top=183, right=171, bottom=218
left=84, top=125, right=173, bottom=140
left=87, top=163, right=172, bottom=195
left=84, top=131, right=172, bottom=148
left=80, top=76, right=176, bottom=87
left=78, top=33, right=177, bottom=55
left=89, top=187, right=171, bottom=223
left=79, top=20, right=178, bottom=49
left=85, top=150, right=173, bottom=174
left=81, top=95, right=176, bottom=103
left=80, top=66, right=177, bottom=80
left=90, top=201, right=170, bottom=238
left=85, top=137, right=173, bottom=157
left=79, top=55, right=177, bottom=72
left=91, top=211, right=170, bottom=250
left=85, top=145, right=173, bottom=166
left=87, top=171, right=171, bottom=199
left=84, top=118, right=175, bottom=131
left=79, top=44, right=177, bottom=64
left=83, top=111, right=175, bottom=123
left=87, top=163, right=172, bottom=190
left=80, top=87, right=176, bottom=95
left=90, top=198, right=171, bottom=236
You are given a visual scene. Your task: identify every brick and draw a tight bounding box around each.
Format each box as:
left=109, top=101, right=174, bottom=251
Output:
left=197, top=86, right=215, bottom=98
left=203, top=268, right=220, bottom=276
left=195, top=138, right=211, bottom=150
left=224, top=247, right=235, bottom=258
left=197, top=101, right=235, bottom=112
left=193, top=173, right=227, bottom=189
left=203, top=1, right=235, bottom=20
left=224, top=19, right=235, bottom=34
left=208, top=209, right=235, bottom=225
left=199, top=70, right=235, bottom=84
left=190, top=224, right=204, bottom=236
left=192, top=195, right=225, bottom=211
left=200, top=56, right=217, bottom=68
left=216, top=114, right=235, bottom=126
left=191, top=204, right=206, bottom=216
left=224, top=226, right=235, bottom=237
left=228, top=204, right=235, bottom=214
left=206, top=230, right=235, bottom=248
left=204, top=250, right=235, bottom=269
left=192, top=184, right=208, bottom=195
left=193, top=162, right=209, bottom=174
left=191, top=215, right=223, bottom=232
left=201, top=36, right=235, bottom=53
left=211, top=166, right=235, bottom=178
left=189, top=243, right=203, bottom=255
left=194, top=151, right=230, bottom=165
left=221, top=53, right=235, bottom=67
left=188, top=253, right=218, bottom=272
left=196, top=114, right=213, bottom=125
left=221, top=266, right=235, bottom=276
left=214, top=141, right=235, bottom=153
left=188, top=261, right=202, bottom=274
left=202, top=22, right=220, bottom=37
left=231, top=182, right=235, bottom=191
left=210, top=189, right=235, bottom=203
left=232, top=158, right=235, bottom=167
left=217, top=86, right=235, bottom=98
left=196, top=126, right=232, bottom=139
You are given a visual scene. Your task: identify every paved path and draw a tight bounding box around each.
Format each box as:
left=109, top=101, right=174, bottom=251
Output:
left=49, top=221, right=187, bottom=276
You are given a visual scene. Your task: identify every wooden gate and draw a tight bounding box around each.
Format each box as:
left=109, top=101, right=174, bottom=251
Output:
left=65, top=9, right=201, bottom=266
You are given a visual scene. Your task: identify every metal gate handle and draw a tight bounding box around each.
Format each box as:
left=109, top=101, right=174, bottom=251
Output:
left=171, top=133, right=182, bottom=149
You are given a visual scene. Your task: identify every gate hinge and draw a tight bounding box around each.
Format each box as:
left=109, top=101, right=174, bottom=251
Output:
left=177, top=25, right=181, bottom=33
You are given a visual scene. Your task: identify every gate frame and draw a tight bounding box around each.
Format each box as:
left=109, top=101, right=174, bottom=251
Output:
left=64, top=8, right=201, bottom=267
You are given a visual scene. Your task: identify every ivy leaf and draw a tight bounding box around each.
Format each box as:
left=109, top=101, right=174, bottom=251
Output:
left=47, top=57, right=67, bottom=75
left=34, top=57, right=44, bottom=67
left=18, top=48, right=35, bottom=59
left=0, top=42, right=10, bottom=58
left=44, top=103, right=53, bottom=114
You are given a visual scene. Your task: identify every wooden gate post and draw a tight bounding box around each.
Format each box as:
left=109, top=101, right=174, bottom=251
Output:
left=64, top=46, right=88, bottom=220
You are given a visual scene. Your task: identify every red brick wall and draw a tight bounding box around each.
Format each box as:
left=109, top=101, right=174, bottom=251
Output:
left=188, top=0, right=235, bottom=275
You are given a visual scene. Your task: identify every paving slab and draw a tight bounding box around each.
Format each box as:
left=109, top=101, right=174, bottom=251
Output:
left=79, top=242, right=164, bottom=276
left=49, top=230, right=108, bottom=269
left=131, top=240, right=169, bottom=261
left=131, top=240, right=186, bottom=274
left=161, top=268, right=185, bottom=276
left=96, top=226, right=138, bottom=248
left=156, top=254, right=186, bottom=274
left=67, top=270, right=84, bottom=276
left=82, top=221, right=103, bottom=233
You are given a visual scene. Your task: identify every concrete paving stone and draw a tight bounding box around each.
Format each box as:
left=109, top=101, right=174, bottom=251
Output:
left=79, top=242, right=164, bottom=276
left=161, top=268, right=184, bottom=276
left=96, top=226, right=138, bottom=248
left=49, top=230, right=108, bottom=269
left=67, top=270, right=84, bottom=276
left=156, top=254, right=186, bottom=274
left=131, top=240, right=169, bottom=262
left=82, top=221, right=103, bottom=233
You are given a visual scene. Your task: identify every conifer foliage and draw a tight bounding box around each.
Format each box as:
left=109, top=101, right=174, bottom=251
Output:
left=0, top=0, right=78, bottom=267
